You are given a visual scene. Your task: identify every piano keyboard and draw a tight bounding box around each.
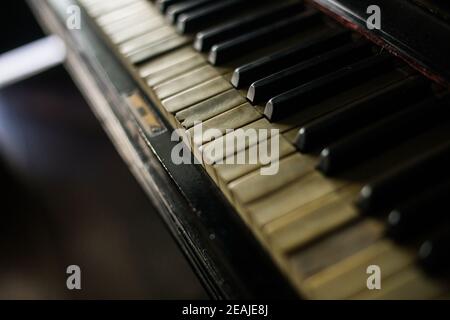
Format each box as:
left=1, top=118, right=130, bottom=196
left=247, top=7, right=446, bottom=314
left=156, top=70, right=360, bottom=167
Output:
left=79, top=0, right=450, bottom=299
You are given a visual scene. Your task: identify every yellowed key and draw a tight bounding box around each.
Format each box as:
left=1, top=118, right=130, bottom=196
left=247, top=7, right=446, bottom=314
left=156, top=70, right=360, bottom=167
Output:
left=214, top=135, right=296, bottom=188
left=129, top=36, right=190, bottom=64
left=120, top=26, right=176, bottom=55
left=302, top=240, right=415, bottom=299
left=201, top=118, right=293, bottom=165
left=83, top=0, right=138, bottom=8
left=288, top=219, right=385, bottom=280
left=154, top=65, right=221, bottom=100
left=162, top=77, right=232, bottom=114
left=146, top=55, right=206, bottom=87
left=176, top=89, right=246, bottom=129
left=89, top=0, right=140, bottom=17
left=139, top=47, right=198, bottom=78
left=100, top=13, right=156, bottom=35
left=102, top=11, right=160, bottom=35
left=352, top=267, right=446, bottom=300
left=189, top=102, right=261, bottom=148
left=246, top=172, right=349, bottom=227
left=266, top=187, right=360, bottom=253
left=110, top=17, right=166, bottom=44
left=229, top=153, right=316, bottom=205
left=213, top=136, right=296, bottom=200
left=97, top=1, right=154, bottom=26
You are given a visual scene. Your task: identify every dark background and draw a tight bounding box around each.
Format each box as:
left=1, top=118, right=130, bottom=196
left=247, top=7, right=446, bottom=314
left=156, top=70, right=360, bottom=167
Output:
left=0, top=1, right=206, bottom=299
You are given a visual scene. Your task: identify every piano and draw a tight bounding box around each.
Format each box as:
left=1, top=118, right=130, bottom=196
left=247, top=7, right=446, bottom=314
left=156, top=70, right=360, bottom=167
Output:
left=27, top=0, right=450, bottom=299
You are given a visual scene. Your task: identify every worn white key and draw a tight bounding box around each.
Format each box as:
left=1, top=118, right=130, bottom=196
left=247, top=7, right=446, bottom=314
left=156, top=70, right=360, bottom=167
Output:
left=110, top=17, right=166, bottom=44
left=89, top=0, right=140, bottom=17
left=145, top=55, right=205, bottom=87
left=214, top=135, right=296, bottom=190
left=96, top=1, right=153, bottom=26
left=189, top=102, right=261, bottom=148
left=288, top=219, right=385, bottom=280
left=352, top=267, right=446, bottom=300
left=302, top=240, right=415, bottom=299
left=139, top=46, right=197, bottom=78
left=246, top=172, right=349, bottom=227
left=102, top=10, right=158, bottom=34
left=201, top=118, right=292, bottom=165
left=120, top=26, right=176, bottom=55
left=162, top=77, right=232, bottom=114
left=265, top=187, right=359, bottom=253
left=129, top=35, right=190, bottom=64
left=176, top=89, right=246, bottom=129
left=229, top=153, right=316, bottom=205
left=154, top=65, right=221, bottom=100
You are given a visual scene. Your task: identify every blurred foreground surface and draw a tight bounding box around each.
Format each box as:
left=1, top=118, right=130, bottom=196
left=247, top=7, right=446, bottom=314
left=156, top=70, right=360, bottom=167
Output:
left=0, top=2, right=206, bottom=299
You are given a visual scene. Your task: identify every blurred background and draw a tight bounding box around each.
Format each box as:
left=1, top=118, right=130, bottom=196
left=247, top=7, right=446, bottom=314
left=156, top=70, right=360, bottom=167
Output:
left=0, top=1, right=206, bottom=299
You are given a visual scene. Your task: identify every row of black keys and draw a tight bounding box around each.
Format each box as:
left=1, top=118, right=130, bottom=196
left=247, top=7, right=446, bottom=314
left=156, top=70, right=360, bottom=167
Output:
left=158, top=0, right=321, bottom=64
left=150, top=0, right=450, bottom=276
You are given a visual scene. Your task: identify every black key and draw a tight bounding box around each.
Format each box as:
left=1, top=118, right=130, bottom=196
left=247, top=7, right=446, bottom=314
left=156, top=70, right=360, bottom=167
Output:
left=209, top=10, right=321, bottom=65
left=419, top=230, right=450, bottom=276
left=387, top=180, right=450, bottom=241
left=296, top=77, right=431, bottom=153
left=356, top=140, right=450, bottom=214
left=264, top=54, right=393, bottom=121
left=157, top=0, right=187, bottom=13
left=166, top=0, right=216, bottom=24
left=317, top=96, right=449, bottom=176
left=177, top=0, right=251, bottom=34
left=231, top=29, right=351, bottom=88
left=194, top=1, right=305, bottom=52
left=247, top=40, right=372, bottom=104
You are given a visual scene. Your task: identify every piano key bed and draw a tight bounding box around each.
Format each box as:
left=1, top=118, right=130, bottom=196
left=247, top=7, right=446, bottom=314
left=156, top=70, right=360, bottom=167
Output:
left=32, top=0, right=450, bottom=299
